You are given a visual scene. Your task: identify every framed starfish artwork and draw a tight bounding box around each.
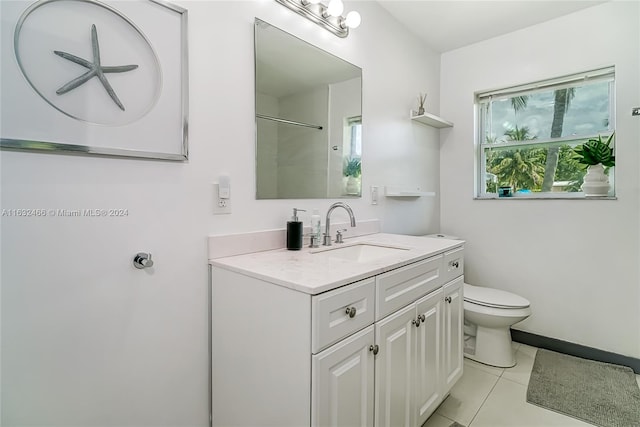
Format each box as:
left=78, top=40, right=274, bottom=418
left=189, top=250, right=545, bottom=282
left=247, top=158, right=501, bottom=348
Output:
left=0, top=0, right=188, bottom=161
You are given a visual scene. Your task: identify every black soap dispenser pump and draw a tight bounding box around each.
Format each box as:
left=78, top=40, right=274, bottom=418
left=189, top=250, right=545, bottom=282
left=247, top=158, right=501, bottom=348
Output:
left=287, top=208, right=305, bottom=250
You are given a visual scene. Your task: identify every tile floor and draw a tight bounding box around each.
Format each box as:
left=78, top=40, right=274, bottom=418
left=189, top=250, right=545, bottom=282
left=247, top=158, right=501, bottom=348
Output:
left=423, top=342, right=640, bottom=427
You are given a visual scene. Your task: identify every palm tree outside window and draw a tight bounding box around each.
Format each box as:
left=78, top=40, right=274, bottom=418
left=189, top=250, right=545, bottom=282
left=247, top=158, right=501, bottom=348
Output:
left=476, top=67, right=615, bottom=198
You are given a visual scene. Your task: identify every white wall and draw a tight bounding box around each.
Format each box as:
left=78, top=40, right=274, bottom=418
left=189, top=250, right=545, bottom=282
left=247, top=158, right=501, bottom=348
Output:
left=0, top=1, right=441, bottom=425
left=440, top=1, right=640, bottom=358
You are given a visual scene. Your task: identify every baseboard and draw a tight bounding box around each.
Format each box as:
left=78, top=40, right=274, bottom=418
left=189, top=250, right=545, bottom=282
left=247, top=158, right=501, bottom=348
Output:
left=511, top=329, right=640, bottom=374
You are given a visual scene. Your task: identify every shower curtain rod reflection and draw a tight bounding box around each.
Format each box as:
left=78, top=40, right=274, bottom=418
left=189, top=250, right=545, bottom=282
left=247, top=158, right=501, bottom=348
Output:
left=256, top=114, right=323, bottom=130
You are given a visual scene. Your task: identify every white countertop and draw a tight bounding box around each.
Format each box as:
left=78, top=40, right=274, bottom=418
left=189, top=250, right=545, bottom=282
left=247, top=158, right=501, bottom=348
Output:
left=209, top=233, right=464, bottom=295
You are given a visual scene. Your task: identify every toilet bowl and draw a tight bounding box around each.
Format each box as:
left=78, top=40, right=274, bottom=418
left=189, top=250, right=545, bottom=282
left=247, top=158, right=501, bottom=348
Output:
left=463, top=283, right=531, bottom=368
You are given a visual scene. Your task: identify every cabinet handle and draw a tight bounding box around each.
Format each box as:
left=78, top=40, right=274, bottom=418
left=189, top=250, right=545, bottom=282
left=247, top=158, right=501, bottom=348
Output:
left=450, top=261, right=459, bottom=268
left=369, top=344, right=379, bottom=355
left=345, top=307, right=357, bottom=318
left=412, top=318, right=421, bottom=327
left=445, top=296, right=452, bottom=303
left=419, top=314, right=426, bottom=322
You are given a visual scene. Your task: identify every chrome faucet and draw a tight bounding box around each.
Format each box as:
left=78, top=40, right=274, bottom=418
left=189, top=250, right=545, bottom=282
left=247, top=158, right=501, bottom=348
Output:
left=323, top=202, right=356, bottom=246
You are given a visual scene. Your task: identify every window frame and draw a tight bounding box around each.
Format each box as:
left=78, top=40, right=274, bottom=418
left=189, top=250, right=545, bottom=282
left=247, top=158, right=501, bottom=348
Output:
left=345, top=115, right=362, bottom=159
left=475, top=67, right=616, bottom=199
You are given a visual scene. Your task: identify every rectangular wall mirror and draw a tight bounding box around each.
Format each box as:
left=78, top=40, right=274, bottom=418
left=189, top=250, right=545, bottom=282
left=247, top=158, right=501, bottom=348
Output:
left=254, top=19, right=362, bottom=199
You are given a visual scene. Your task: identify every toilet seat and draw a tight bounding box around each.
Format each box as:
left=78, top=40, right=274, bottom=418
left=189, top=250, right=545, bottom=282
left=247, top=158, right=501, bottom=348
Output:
left=464, top=283, right=530, bottom=309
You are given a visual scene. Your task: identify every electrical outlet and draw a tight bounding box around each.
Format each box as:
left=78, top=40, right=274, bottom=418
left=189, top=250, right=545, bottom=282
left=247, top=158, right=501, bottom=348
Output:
left=213, top=183, right=232, bottom=214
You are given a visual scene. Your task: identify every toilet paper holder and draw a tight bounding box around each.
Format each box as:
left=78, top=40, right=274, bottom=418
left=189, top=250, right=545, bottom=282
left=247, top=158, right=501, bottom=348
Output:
left=133, top=252, right=154, bottom=269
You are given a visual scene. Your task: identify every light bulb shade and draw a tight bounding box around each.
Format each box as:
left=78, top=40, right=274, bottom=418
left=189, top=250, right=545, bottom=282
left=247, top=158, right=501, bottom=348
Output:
left=344, top=10, right=361, bottom=28
left=327, top=0, right=344, bottom=17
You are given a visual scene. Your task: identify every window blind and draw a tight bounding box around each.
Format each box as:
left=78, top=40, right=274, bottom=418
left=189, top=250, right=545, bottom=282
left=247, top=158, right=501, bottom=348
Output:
left=477, top=66, right=614, bottom=102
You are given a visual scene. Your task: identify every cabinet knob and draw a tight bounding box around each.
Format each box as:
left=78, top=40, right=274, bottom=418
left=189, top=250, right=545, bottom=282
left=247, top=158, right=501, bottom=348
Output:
left=345, top=307, right=357, bottom=318
left=369, top=344, right=379, bottom=355
left=419, top=314, right=426, bottom=322
left=445, top=296, right=452, bottom=303
left=451, top=261, right=459, bottom=268
left=412, top=318, right=421, bottom=327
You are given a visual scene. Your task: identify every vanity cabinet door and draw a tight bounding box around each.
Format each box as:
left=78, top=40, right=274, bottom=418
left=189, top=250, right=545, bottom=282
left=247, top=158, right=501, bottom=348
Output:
left=442, top=276, right=464, bottom=394
left=414, top=288, right=444, bottom=426
left=374, top=303, right=416, bottom=427
left=312, top=326, right=375, bottom=427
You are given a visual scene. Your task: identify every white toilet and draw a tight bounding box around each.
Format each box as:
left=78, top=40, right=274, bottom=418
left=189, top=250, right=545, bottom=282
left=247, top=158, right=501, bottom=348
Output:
left=463, top=283, right=531, bottom=368
left=425, top=234, right=531, bottom=368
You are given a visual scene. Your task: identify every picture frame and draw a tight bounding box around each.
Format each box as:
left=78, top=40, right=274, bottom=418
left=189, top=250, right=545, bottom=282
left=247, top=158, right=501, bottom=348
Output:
left=0, top=0, right=189, bottom=161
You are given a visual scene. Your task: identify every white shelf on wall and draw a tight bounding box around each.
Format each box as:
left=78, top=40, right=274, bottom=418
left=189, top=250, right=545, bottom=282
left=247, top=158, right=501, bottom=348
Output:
left=385, top=186, right=436, bottom=197
left=410, top=110, right=453, bottom=128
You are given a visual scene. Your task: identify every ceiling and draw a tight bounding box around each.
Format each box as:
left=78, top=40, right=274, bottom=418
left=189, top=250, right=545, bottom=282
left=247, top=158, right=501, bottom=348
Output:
left=376, top=1, right=609, bottom=53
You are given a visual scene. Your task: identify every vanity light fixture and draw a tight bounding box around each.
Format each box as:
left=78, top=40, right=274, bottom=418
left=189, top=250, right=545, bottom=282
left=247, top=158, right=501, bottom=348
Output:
left=275, top=0, right=361, bottom=38
left=325, top=0, right=343, bottom=17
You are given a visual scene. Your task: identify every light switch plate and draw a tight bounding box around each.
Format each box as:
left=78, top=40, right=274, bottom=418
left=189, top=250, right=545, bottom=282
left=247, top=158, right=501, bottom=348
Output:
left=371, top=186, right=379, bottom=205
left=219, top=174, right=230, bottom=198
left=213, top=183, right=232, bottom=214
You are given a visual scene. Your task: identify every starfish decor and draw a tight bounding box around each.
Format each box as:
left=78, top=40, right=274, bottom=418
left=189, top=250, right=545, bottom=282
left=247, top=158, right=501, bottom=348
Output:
left=54, top=24, right=138, bottom=111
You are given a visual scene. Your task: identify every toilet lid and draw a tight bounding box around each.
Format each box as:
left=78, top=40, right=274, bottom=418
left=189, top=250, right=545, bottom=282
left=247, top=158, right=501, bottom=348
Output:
left=464, top=284, right=530, bottom=309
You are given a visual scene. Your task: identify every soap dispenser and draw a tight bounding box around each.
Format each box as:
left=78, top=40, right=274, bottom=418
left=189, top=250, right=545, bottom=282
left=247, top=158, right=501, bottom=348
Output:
left=287, top=208, right=306, bottom=250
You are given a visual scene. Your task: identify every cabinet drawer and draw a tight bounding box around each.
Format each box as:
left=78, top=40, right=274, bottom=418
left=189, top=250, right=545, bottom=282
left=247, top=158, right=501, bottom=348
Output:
left=312, top=278, right=375, bottom=353
left=376, top=255, right=443, bottom=321
left=442, top=247, right=464, bottom=284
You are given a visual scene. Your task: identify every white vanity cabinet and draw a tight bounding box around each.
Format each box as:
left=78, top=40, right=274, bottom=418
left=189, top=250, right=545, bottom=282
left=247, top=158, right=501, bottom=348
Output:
left=312, top=325, right=376, bottom=427
left=414, top=287, right=446, bottom=426
left=373, top=277, right=463, bottom=427
left=443, top=276, right=464, bottom=392
left=210, top=239, right=464, bottom=427
left=311, top=278, right=377, bottom=426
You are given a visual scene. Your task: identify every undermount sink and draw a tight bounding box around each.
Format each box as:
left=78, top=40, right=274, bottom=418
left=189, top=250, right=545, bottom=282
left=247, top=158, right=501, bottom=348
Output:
left=312, top=243, right=409, bottom=263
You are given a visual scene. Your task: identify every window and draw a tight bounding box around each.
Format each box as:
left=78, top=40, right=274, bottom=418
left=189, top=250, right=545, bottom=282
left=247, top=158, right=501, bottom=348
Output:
left=341, top=116, right=362, bottom=196
left=345, top=115, right=362, bottom=161
left=476, top=67, right=615, bottom=198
